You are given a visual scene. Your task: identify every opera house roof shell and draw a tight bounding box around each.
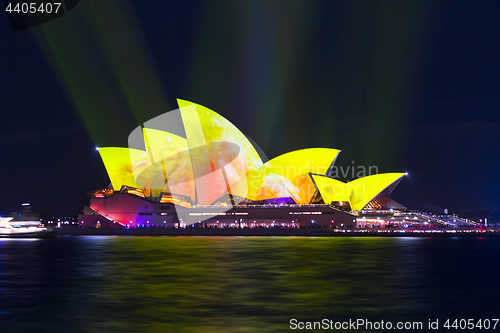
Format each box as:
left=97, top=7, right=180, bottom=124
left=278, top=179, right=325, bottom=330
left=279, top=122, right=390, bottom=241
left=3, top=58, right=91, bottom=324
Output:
left=96, top=100, right=405, bottom=211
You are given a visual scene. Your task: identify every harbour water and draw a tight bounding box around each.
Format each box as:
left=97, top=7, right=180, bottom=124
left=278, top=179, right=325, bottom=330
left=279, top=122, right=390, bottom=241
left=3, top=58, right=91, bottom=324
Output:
left=1, top=236, right=499, bottom=332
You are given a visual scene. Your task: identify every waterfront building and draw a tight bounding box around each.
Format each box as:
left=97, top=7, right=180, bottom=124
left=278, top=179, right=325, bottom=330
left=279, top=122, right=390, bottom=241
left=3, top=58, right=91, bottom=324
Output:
left=78, top=100, right=406, bottom=229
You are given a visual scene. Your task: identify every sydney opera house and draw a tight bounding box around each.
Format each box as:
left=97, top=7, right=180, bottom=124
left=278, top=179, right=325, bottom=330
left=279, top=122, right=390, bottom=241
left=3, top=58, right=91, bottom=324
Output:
left=78, top=100, right=407, bottom=229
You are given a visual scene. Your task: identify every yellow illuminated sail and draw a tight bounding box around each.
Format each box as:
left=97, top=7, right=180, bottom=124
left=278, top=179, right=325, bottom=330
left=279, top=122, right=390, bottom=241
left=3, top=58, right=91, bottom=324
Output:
left=347, top=173, right=405, bottom=211
left=142, top=128, right=190, bottom=197
left=98, top=147, right=146, bottom=190
left=245, top=148, right=340, bottom=204
left=177, top=99, right=263, bottom=172
left=178, top=99, right=262, bottom=204
left=142, top=128, right=188, bottom=163
left=310, top=175, right=350, bottom=204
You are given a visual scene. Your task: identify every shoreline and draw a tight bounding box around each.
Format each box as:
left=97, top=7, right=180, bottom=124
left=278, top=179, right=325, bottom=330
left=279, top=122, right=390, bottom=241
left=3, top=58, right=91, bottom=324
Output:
left=51, top=228, right=500, bottom=237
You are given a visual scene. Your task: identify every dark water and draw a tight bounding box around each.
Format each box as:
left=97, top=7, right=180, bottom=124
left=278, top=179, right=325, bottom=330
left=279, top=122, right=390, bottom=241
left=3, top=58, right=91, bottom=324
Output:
left=1, top=236, right=499, bottom=332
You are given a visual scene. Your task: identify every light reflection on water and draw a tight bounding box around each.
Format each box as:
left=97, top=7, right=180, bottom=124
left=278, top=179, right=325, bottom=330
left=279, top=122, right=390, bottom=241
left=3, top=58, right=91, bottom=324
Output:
left=0, top=236, right=499, bottom=332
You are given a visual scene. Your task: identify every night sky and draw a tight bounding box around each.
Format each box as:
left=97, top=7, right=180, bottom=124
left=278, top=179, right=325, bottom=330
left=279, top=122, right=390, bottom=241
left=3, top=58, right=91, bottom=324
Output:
left=1, top=0, right=499, bottom=217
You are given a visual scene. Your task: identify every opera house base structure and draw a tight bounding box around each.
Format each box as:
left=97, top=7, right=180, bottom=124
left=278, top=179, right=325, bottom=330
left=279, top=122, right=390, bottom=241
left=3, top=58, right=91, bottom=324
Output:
left=78, top=99, right=410, bottom=230
left=78, top=192, right=358, bottom=229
